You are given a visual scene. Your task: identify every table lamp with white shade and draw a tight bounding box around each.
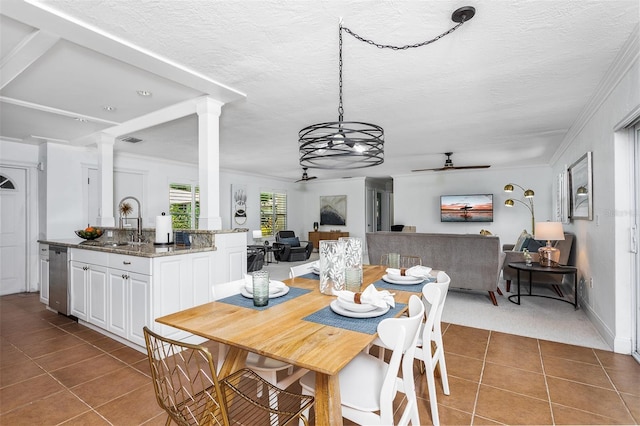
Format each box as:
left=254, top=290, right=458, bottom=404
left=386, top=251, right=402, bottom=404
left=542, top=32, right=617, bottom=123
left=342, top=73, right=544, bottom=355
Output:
left=252, top=230, right=263, bottom=244
left=534, top=222, right=565, bottom=266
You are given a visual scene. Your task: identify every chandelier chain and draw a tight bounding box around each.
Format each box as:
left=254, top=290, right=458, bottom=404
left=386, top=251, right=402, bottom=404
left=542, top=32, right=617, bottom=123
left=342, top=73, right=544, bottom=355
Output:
left=337, top=16, right=469, bottom=120
left=342, top=20, right=465, bottom=51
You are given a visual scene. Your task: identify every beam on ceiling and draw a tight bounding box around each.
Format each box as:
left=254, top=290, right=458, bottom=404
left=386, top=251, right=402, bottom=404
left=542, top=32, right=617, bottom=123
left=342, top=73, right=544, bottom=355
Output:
left=0, top=29, right=59, bottom=90
left=2, top=0, right=246, bottom=104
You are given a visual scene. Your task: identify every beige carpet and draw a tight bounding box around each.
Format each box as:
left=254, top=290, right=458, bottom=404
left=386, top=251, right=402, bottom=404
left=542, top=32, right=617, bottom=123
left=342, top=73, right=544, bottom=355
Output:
left=441, top=283, right=610, bottom=350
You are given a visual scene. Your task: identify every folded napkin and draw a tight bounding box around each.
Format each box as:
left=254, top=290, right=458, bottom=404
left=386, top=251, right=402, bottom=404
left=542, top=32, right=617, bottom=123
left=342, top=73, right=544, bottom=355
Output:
left=244, top=275, right=287, bottom=295
left=386, top=265, right=432, bottom=280
left=334, top=284, right=395, bottom=309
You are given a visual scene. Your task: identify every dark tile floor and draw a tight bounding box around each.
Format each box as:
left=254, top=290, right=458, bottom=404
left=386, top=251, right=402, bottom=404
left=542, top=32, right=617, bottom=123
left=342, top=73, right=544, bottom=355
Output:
left=1, top=292, right=639, bottom=425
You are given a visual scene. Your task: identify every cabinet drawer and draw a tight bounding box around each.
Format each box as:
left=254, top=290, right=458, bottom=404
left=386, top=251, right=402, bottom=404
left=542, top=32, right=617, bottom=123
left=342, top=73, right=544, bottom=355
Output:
left=71, top=248, right=107, bottom=265
left=109, top=253, right=151, bottom=275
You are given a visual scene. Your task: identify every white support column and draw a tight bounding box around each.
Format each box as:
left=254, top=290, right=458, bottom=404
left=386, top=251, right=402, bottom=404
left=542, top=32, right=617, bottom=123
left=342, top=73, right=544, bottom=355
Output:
left=196, top=97, right=224, bottom=230
left=96, top=134, right=115, bottom=227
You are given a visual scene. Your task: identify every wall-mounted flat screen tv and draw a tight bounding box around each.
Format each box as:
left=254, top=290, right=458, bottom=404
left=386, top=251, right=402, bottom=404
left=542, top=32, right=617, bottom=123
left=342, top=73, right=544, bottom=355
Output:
left=440, top=194, right=493, bottom=222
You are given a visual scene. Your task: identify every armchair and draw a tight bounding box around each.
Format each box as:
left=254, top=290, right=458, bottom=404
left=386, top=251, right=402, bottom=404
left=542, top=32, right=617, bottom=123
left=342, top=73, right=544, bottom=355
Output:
left=502, top=232, right=575, bottom=292
left=272, top=230, right=313, bottom=262
left=246, top=246, right=265, bottom=272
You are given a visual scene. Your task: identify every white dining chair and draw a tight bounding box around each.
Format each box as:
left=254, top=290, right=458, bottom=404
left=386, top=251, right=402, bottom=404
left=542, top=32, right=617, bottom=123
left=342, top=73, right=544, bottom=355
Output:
left=414, top=271, right=451, bottom=426
left=289, top=261, right=317, bottom=278
left=210, top=279, right=245, bottom=372
left=298, top=294, right=429, bottom=426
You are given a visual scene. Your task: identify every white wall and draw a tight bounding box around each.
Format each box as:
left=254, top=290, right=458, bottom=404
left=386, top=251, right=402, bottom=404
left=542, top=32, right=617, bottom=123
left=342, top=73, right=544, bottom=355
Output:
left=550, top=29, right=639, bottom=352
left=392, top=166, right=553, bottom=243
left=219, top=170, right=304, bottom=244
left=300, top=177, right=367, bottom=240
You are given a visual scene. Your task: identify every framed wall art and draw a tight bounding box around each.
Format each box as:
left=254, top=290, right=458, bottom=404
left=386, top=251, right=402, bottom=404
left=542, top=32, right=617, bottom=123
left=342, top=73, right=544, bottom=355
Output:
left=231, top=184, right=247, bottom=226
left=320, top=195, right=347, bottom=226
left=555, top=169, right=570, bottom=224
left=440, top=194, right=493, bottom=222
left=568, top=152, right=593, bottom=220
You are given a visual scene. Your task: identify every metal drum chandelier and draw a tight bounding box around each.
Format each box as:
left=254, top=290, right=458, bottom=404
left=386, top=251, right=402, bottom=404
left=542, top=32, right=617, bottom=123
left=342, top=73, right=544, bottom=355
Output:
left=298, top=6, right=476, bottom=170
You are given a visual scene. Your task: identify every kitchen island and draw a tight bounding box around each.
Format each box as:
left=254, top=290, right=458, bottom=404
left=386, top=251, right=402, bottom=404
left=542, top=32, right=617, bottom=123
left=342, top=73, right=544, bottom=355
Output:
left=39, top=230, right=247, bottom=352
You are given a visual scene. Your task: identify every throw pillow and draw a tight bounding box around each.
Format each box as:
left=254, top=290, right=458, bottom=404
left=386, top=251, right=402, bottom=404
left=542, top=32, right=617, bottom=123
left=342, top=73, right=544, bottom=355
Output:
left=279, top=237, right=300, bottom=247
left=524, top=238, right=544, bottom=252
left=513, top=229, right=531, bottom=251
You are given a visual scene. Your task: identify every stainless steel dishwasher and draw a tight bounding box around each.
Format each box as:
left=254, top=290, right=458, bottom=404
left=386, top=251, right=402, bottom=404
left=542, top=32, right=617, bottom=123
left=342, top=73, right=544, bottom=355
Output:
left=49, top=245, right=69, bottom=315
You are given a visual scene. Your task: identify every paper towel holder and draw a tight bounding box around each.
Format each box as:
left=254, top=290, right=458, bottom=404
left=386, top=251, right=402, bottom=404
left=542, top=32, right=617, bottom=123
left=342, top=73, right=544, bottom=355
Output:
left=154, top=212, right=174, bottom=246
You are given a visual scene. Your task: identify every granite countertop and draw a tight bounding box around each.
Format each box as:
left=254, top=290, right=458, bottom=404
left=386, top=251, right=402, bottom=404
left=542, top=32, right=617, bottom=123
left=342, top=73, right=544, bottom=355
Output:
left=39, top=238, right=216, bottom=258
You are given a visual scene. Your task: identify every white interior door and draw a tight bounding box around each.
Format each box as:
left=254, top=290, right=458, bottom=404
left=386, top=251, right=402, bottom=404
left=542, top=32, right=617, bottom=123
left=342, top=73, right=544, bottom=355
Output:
left=0, top=166, right=27, bottom=295
left=87, top=167, right=99, bottom=227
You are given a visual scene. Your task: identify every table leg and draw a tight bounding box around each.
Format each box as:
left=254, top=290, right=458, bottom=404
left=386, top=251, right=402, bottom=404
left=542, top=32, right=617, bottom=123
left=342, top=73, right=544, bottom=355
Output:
left=315, top=372, right=343, bottom=425
left=218, top=346, right=248, bottom=378
left=573, top=272, right=578, bottom=310
left=515, top=269, right=521, bottom=305
left=528, top=271, right=533, bottom=295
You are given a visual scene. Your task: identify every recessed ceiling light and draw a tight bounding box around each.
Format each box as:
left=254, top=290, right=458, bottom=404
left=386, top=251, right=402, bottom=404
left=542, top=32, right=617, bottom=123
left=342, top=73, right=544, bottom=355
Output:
left=75, top=117, right=88, bottom=122
left=103, top=106, right=116, bottom=112
left=137, top=90, right=152, bottom=97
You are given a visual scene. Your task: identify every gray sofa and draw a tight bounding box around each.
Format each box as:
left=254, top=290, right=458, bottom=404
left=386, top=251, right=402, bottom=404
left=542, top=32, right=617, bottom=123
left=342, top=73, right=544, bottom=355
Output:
left=366, top=232, right=505, bottom=305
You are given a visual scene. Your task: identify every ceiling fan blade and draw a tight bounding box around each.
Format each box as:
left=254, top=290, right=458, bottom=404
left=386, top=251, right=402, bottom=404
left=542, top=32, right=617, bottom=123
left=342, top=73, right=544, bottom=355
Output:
left=412, top=152, right=491, bottom=172
left=295, top=175, right=318, bottom=183
left=451, top=165, right=491, bottom=170
left=411, top=167, right=447, bottom=172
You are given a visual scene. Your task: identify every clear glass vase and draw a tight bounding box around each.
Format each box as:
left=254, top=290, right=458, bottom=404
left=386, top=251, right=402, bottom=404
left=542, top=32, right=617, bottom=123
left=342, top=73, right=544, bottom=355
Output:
left=340, top=237, right=362, bottom=292
left=319, top=240, right=345, bottom=295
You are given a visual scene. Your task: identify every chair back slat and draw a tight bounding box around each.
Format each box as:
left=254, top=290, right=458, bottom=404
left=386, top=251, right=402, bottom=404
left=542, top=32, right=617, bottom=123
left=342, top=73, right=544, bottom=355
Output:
left=377, top=294, right=426, bottom=425
left=144, top=327, right=229, bottom=426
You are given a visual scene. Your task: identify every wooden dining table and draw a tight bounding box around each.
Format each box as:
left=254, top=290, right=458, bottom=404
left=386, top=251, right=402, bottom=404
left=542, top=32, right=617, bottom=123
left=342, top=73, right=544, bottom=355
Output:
left=155, top=264, right=421, bottom=425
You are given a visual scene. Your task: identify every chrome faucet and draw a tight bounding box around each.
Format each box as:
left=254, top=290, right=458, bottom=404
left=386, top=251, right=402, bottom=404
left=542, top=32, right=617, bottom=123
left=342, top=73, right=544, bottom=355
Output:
left=118, top=196, right=144, bottom=242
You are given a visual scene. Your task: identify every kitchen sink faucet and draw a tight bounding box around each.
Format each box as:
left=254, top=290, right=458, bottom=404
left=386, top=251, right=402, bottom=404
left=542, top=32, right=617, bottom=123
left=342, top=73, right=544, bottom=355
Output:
left=118, top=196, right=144, bottom=243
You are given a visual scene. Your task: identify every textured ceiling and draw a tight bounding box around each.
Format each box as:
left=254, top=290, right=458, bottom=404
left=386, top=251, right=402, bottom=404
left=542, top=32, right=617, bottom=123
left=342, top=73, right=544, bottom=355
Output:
left=1, top=0, right=638, bottom=182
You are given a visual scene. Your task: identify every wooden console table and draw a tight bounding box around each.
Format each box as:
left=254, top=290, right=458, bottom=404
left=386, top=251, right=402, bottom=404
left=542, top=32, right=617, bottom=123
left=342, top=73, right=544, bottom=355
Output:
left=308, top=231, right=349, bottom=249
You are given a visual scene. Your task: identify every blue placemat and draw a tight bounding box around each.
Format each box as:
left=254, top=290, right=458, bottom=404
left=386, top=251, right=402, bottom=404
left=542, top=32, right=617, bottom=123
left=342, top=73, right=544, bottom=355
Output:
left=218, top=287, right=312, bottom=311
left=372, top=276, right=435, bottom=293
left=299, top=272, right=319, bottom=280
left=303, top=302, right=406, bottom=335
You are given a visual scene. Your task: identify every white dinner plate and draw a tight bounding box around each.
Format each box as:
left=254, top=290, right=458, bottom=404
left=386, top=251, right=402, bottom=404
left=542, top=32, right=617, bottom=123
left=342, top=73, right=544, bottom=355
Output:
left=241, top=283, right=290, bottom=299
left=381, top=274, right=425, bottom=285
left=330, top=300, right=390, bottom=318
left=385, top=273, right=421, bottom=282
left=336, top=298, right=377, bottom=313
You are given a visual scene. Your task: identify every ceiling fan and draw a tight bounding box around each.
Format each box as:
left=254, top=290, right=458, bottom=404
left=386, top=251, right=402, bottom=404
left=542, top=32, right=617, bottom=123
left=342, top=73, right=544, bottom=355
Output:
left=411, top=152, right=491, bottom=172
left=295, top=167, right=318, bottom=183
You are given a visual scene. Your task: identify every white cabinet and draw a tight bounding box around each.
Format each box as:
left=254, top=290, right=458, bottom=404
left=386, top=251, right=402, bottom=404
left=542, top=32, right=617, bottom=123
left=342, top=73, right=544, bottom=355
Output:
left=107, top=269, right=128, bottom=338
left=152, top=252, right=214, bottom=342
left=107, top=254, right=152, bottom=343
left=214, top=232, right=247, bottom=284
left=107, top=267, right=150, bottom=345
left=128, top=273, right=150, bottom=347
left=87, top=265, right=108, bottom=329
left=69, top=260, right=89, bottom=320
left=69, top=249, right=107, bottom=321
left=68, top=247, right=215, bottom=349
left=39, top=244, right=49, bottom=305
